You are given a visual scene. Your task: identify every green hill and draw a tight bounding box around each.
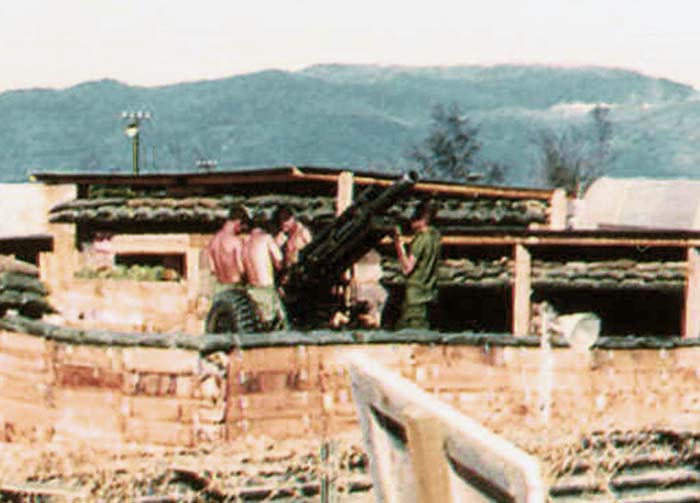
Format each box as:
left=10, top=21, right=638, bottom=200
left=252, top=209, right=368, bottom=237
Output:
left=0, top=64, right=697, bottom=184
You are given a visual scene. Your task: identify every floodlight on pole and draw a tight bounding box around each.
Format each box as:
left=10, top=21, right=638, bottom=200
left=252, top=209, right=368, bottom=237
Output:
left=196, top=159, right=218, bottom=173
left=121, top=110, right=151, bottom=176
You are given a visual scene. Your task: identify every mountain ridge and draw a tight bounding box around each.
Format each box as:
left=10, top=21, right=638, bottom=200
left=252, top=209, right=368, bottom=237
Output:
left=1, top=64, right=698, bottom=184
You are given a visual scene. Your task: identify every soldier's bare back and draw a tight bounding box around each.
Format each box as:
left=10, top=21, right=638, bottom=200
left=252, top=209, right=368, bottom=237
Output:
left=243, top=228, right=283, bottom=287
left=207, top=227, right=245, bottom=284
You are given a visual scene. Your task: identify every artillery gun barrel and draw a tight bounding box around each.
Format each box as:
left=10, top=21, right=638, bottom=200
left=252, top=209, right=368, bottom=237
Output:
left=301, top=171, right=418, bottom=260
left=360, top=170, right=419, bottom=216
left=284, top=172, right=418, bottom=318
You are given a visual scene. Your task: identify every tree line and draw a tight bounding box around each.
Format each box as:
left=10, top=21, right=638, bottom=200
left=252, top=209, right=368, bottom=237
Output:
left=406, top=103, right=614, bottom=194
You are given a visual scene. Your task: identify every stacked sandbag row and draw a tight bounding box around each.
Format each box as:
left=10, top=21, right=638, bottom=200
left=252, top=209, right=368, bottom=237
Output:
left=0, top=256, right=54, bottom=319
left=533, top=259, right=686, bottom=290
left=381, top=257, right=513, bottom=288
left=49, top=194, right=549, bottom=230
left=49, top=195, right=337, bottom=227
left=381, top=257, right=686, bottom=290
left=387, top=197, right=549, bottom=228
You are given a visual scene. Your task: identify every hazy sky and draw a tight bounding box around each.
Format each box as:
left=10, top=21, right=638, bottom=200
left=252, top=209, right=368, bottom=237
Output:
left=2, top=0, right=700, bottom=93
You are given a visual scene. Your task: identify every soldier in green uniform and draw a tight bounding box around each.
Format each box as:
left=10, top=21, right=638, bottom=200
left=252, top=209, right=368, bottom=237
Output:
left=393, top=201, right=441, bottom=329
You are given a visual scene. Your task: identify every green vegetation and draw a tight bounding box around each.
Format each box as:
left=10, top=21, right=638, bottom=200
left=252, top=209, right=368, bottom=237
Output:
left=407, top=103, right=508, bottom=183
left=534, top=104, right=614, bottom=195
left=75, top=264, right=181, bottom=282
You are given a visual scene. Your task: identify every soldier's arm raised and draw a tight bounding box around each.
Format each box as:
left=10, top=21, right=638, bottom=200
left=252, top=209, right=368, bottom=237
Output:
left=269, top=236, right=284, bottom=271
left=394, top=227, right=416, bottom=275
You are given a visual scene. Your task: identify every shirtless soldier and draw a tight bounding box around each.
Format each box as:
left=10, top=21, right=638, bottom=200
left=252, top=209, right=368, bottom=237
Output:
left=273, top=205, right=312, bottom=266
left=242, top=215, right=288, bottom=330
left=206, top=205, right=249, bottom=290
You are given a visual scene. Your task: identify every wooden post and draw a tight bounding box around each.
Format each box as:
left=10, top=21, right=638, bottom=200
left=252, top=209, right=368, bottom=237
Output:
left=683, top=246, right=700, bottom=339
left=336, top=171, right=354, bottom=215
left=336, top=172, right=355, bottom=311
left=549, top=188, right=567, bottom=230
left=404, top=406, right=450, bottom=503
left=513, top=244, right=532, bottom=336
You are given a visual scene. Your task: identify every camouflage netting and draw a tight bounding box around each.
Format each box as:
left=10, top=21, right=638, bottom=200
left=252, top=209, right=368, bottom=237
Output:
left=0, top=435, right=373, bottom=503
left=0, top=408, right=694, bottom=502
left=48, top=194, right=549, bottom=230
left=0, top=256, right=54, bottom=319
left=532, top=430, right=700, bottom=503
left=382, top=258, right=686, bottom=290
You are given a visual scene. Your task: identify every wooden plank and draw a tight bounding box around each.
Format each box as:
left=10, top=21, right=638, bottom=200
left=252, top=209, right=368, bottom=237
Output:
left=683, top=247, right=700, bottom=339
left=347, top=352, right=545, bottom=503
left=337, top=171, right=355, bottom=308
left=0, top=330, right=47, bottom=354
left=109, top=233, right=191, bottom=254
left=125, top=396, right=185, bottom=422
left=441, top=235, right=700, bottom=248
left=122, top=347, right=199, bottom=374
left=404, top=406, right=451, bottom=502
left=223, top=349, right=242, bottom=439
left=0, top=351, right=49, bottom=374
left=294, top=171, right=554, bottom=199
left=54, top=343, right=121, bottom=369
left=0, top=397, right=55, bottom=441
left=0, top=374, right=49, bottom=404
left=548, top=188, right=568, bottom=230
left=235, top=416, right=317, bottom=439
left=234, top=391, right=322, bottom=420
left=0, top=482, right=87, bottom=501
left=336, top=171, right=354, bottom=215
left=124, top=417, right=194, bottom=446
left=513, top=244, right=531, bottom=336
left=54, top=362, right=123, bottom=389
left=381, top=234, right=700, bottom=249
left=185, top=248, right=200, bottom=296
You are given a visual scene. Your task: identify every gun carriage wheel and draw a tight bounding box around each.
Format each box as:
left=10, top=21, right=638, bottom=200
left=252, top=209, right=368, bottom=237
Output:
left=205, top=289, right=260, bottom=334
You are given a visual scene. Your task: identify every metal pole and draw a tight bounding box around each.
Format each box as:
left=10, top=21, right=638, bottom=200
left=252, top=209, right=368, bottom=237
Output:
left=320, top=441, right=336, bottom=503
left=122, top=110, right=149, bottom=176
left=133, top=129, right=140, bottom=176
left=320, top=441, right=329, bottom=503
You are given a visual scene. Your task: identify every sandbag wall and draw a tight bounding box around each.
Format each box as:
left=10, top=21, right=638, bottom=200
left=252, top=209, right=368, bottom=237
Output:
left=381, top=258, right=687, bottom=290
left=49, top=195, right=337, bottom=229
left=48, top=194, right=550, bottom=232
left=0, top=256, right=54, bottom=319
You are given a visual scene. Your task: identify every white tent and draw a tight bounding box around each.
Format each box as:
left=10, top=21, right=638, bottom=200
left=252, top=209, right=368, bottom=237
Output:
left=575, top=177, right=700, bottom=230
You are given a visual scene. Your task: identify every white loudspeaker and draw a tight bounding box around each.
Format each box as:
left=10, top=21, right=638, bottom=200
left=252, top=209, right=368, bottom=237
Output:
left=556, top=312, right=601, bottom=352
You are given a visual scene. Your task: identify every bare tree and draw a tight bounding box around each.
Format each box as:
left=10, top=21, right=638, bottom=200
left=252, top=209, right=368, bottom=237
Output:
left=534, top=104, right=613, bottom=195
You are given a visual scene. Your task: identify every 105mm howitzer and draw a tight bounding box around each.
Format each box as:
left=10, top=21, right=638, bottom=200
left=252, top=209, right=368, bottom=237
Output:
left=205, top=171, right=419, bottom=333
